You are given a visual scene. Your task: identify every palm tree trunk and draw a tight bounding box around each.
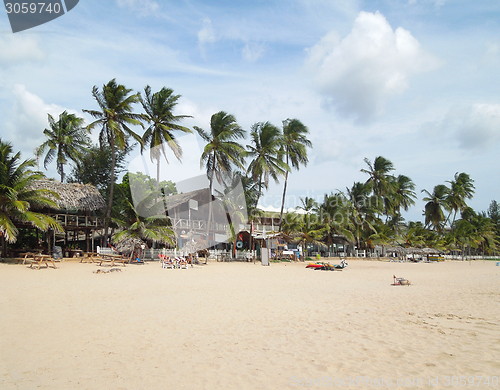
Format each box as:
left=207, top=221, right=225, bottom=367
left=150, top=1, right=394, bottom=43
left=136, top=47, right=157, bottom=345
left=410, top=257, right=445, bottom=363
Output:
left=278, top=154, right=290, bottom=232
left=206, top=158, right=215, bottom=249
left=255, top=175, right=263, bottom=209
left=156, top=158, right=160, bottom=191
left=60, top=162, right=64, bottom=182
left=104, top=135, right=116, bottom=246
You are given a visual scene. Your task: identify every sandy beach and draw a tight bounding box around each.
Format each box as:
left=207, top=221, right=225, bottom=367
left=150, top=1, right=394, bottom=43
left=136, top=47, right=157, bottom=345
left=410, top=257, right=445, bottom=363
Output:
left=0, top=259, right=499, bottom=389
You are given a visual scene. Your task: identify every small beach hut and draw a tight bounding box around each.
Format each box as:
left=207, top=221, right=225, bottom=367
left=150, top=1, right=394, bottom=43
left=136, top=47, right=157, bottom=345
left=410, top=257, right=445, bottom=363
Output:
left=25, top=180, right=106, bottom=254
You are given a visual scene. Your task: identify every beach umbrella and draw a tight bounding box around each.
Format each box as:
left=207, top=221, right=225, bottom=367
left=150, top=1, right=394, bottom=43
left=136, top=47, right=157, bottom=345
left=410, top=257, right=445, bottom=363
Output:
left=113, top=237, right=147, bottom=259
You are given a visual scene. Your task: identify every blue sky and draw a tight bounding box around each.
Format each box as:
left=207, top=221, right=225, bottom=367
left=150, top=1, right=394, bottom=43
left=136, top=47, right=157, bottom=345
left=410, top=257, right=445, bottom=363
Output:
left=0, top=0, right=499, bottom=222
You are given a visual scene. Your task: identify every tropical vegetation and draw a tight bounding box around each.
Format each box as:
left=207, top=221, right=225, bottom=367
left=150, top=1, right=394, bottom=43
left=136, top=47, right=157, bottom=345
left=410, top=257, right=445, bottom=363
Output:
left=1, top=78, right=498, bottom=261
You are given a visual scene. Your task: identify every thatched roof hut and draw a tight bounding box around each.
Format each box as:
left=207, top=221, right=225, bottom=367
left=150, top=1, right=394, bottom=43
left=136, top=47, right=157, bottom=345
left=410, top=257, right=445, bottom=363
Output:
left=112, top=237, right=147, bottom=255
left=28, top=180, right=106, bottom=213
left=180, top=240, right=207, bottom=254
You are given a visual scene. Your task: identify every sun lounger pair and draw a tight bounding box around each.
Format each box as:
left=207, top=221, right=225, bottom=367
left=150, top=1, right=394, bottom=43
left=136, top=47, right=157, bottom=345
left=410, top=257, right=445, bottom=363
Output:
left=161, top=257, right=188, bottom=269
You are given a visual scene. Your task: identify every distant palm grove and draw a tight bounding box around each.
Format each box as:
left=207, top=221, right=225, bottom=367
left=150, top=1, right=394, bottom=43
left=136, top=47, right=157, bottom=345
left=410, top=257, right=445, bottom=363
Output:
left=1, top=78, right=499, bottom=257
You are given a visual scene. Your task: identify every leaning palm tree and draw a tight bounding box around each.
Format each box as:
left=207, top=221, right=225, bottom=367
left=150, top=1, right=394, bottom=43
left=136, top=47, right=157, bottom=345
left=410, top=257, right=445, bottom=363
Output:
left=140, top=85, right=192, bottom=189
left=0, top=140, right=62, bottom=255
left=194, top=111, right=246, bottom=246
left=83, top=79, right=144, bottom=244
left=278, top=119, right=312, bottom=232
left=36, top=111, right=90, bottom=182
left=246, top=121, right=289, bottom=207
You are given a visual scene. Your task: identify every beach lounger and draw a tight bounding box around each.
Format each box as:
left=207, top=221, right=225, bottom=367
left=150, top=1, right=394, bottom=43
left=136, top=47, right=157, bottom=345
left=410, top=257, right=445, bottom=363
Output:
left=392, top=275, right=411, bottom=286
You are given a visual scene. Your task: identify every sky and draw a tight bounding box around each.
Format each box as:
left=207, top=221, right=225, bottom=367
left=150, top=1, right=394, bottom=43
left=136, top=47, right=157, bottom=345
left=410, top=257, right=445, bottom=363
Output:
left=0, top=0, right=499, bottom=223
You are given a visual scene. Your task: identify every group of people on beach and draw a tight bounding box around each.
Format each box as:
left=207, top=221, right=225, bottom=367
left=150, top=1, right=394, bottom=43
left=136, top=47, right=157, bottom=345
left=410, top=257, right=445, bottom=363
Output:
left=158, top=253, right=193, bottom=269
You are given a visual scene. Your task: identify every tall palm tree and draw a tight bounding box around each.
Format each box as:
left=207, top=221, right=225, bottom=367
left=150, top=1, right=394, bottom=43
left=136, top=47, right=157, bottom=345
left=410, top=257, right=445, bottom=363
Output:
left=0, top=140, right=62, bottom=254
left=390, top=175, right=417, bottom=215
left=36, top=111, right=90, bottom=182
left=445, top=172, right=475, bottom=226
left=422, top=184, right=450, bottom=233
left=195, top=112, right=246, bottom=196
left=140, top=85, right=192, bottom=188
left=278, top=118, right=312, bottom=232
left=83, top=79, right=144, bottom=244
left=361, top=156, right=395, bottom=197
left=194, top=111, right=246, bottom=245
left=247, top=121, right=289, bottom=207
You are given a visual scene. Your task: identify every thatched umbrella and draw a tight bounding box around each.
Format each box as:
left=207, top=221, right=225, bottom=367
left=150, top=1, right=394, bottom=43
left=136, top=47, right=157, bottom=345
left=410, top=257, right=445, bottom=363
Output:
left=113, top=237, right=147, bottom=260
left=180, top=240, right=206, bottom=255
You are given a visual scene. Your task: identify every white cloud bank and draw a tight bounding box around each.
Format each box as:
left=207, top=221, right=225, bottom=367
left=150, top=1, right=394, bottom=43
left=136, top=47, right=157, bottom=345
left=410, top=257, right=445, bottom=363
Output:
left=6, top=85, right=76, bottom=160
left=0, top=35, right=45, bottom=65
left=305, top=11, right=440, bottom=123
left=427, top=103, right=500, bottom=149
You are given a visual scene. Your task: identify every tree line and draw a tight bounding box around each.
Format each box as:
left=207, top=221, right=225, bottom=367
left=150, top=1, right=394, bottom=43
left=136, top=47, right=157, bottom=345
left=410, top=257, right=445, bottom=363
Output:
left=0, top=78, right=498, bottom=258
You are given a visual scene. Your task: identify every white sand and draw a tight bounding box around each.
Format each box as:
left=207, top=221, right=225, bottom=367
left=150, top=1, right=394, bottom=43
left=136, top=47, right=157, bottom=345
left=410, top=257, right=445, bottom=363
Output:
left=0, top=259, right=499, bottom=389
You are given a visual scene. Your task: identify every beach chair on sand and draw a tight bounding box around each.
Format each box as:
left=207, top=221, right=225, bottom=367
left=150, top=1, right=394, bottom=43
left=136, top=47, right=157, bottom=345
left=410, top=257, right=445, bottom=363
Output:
left=160, top=255, right=175, bottom=269
left=178, top=258, right=188, bottom=269
left=392, top=275, right=411, bottom=286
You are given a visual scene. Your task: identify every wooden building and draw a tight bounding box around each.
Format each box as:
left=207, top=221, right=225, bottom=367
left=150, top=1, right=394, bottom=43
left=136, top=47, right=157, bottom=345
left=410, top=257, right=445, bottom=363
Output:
left=26, top=180, right=106, bottom=254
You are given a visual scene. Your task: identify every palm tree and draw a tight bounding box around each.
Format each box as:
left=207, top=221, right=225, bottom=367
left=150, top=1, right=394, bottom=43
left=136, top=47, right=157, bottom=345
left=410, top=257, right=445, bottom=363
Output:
left=292, top=215, right=324, bottom=259
left=112, top=181, right=175, bottom=256
left=361, top=156, right=395, bottom=198
left=140, top=85, right=192, bottom=188
left=195, top=112, right=246, bottom=196
left=0, top=140, right=62, bottom=255
left=297, top=196, right=318, bottom=218
left=247, top=121, right=289, bottom=207
left=83, top=79, right=144, bottom=244
left=318, top=192, right=355, bottom=254
left=390, top=175, right=417, bottom=215
left=445, top=172, right=475, bottom=226
left=36, top=111, right=90, bottom=182
left=281, top=211, right=302, bottom=236
left=194, top=111, right=246, bottom=245
left=345, top=182, right=380, bottom=253
left=278, top=119, right=312, bottom=232
left=422, top=184, right=450, bottom=233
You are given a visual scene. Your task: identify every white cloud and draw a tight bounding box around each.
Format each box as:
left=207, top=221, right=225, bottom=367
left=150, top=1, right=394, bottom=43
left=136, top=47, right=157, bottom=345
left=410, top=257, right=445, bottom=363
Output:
left=305, top=11, right=440, bottom=123
left=116, top=0, right=159, bottom=14
left=0, top=35, right=45, bottom=65
left=438, top=104, right=500, bottom=149
left=6, top=84, right=75, bottom=158
left=242, top=42, right=266, bottom=62
left=197, top=18, right=217, bottom=54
